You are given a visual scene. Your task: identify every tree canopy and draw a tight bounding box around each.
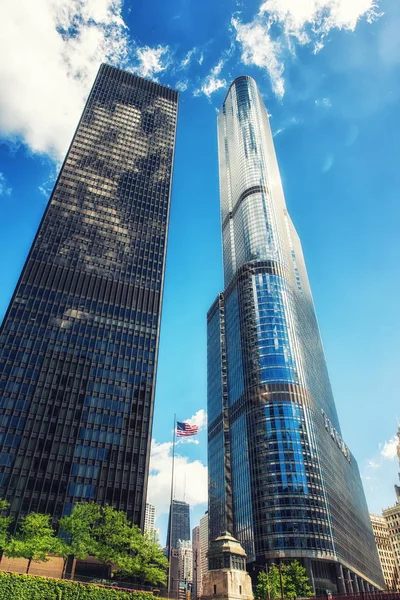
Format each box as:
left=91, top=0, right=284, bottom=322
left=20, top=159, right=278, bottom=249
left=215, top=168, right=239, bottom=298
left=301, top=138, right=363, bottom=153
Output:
left=4, top=512, right=65, bottom=573
left=0, top=498, right=13, bottom=551
left=0, top=500, right=167, bottom=585
left=284, top=561, right=314, bottom=599
left=254, top=561, right=314, bottom=600
left=60, top=503, right=168, bottom=585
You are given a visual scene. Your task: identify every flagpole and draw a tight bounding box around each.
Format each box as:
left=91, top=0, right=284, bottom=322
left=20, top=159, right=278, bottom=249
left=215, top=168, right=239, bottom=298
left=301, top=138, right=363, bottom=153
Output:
left=168, top=413, right=176, bottom=598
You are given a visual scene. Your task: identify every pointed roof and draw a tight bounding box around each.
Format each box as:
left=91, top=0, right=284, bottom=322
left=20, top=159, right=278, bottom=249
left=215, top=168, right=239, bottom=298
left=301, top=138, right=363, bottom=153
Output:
left=209, top=531, right=247, bottom=557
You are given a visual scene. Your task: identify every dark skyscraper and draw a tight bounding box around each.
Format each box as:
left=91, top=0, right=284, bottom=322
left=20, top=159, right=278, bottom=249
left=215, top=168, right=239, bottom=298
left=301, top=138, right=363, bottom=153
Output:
left=0, top=64, right=178, bottom=528
left=167, top=500, right=191, bottom=551
left=207, top=76, right=384, bottom=593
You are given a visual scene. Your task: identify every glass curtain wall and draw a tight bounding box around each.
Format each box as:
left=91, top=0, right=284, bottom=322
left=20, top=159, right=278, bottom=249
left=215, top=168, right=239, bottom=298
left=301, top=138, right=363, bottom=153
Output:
left=207, top=76, right=384, bottom=592
left=0, top=64, right=178, bottom=528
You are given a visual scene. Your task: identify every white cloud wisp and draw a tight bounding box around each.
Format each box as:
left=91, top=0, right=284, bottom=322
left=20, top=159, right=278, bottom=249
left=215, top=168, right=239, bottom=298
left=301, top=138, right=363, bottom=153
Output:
left=0, top=173, right=12, bottom=197
left=135, top=45, right=171, bottom=79
left=233, top=0, right=382, bottom=97
left=195, top=60, right=227, bottom=98
left=232, top=16, right=285, bottom=98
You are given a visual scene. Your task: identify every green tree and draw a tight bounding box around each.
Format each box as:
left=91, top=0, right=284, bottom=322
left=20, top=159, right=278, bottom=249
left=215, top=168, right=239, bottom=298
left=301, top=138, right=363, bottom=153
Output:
left=59, top=501, right=101, bottom=560
left=255, top=567, right=283, bottom=600
left=255, top=562, right=313, bottom=600
left=4, top=512, right=64, bottom=573
left=284, top=561, right=313, bottom=599
left=60, top=502, right=168, bottom=585
left=0, top=498, right=13, bottom=552
left=91, top=504, right=135, bottom=568
left=116, top=533, right=168, bottom=585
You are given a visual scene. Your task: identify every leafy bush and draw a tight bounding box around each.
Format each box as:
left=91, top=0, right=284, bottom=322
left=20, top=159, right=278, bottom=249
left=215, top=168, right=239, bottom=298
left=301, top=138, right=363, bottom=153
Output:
left=0, top=571, right=167, bottom=600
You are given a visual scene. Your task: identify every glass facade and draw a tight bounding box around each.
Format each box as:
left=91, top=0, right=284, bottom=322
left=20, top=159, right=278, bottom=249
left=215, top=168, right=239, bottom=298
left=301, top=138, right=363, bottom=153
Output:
left=207, top=76, right=384, bottom=593
left=167, top=499, right=191, bottom=551
left=0, top=64, right=178, bottom=528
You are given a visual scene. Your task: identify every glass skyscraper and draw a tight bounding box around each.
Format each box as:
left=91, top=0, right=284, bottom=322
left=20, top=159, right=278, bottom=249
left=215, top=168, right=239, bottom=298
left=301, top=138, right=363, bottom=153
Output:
left=207, top=76, right=384, bottom=593
left=167, top=499, right=191, bottom=551
left=0, top=64, right=178, bottom=529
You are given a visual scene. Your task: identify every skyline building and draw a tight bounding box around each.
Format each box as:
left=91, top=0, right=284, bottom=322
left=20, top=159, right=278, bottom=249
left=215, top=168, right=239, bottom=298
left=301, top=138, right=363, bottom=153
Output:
left=178, top=539, right=193, bottom=584
left=199, top=512, right=209, bottom=588
left=144, top=502, right=159, bottom=542
left=145, top=502, right=156, bottom=532
left=207, top=75, right=384, bottom=593
left=193, top=514, right=209, bottom=599
left=393, top=424, right=400, bottom=502
left=192, top=525, right=201, bottom=599
left=167, top=499, right=191, bottom=552
left=0, top=64, right=178, bottom=529
left=370, top=513, right=399, bottom=591
left=379, top=425, right=400, bottom=591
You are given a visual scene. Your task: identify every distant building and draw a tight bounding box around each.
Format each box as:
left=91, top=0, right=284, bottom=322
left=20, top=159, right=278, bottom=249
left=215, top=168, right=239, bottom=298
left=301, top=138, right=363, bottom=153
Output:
left=167, top=500, right=190, bottom=553
left=178, top=540, right=193, bottom=583
left=394, top=425, right=400, bottom=503
left=370, top=513, right=399, bottom=591
left=169, top=547, right=180, bottom=595
left=192, top=526, right=201, bottom=599
left=144, top=503, right=160, bottom=543
left=375, top=426, right=400, bottom=591
left=144, top=503, right=156, bottom=534
left=200, top=512, right=209, bottom=587
left=153, top=528, right=160, bottom=544
left=383, top=504, right=400, bottom=586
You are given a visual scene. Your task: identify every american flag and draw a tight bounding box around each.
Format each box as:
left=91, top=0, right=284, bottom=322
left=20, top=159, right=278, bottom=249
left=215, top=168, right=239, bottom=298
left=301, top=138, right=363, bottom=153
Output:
left=176, top=421, right=199, bottom=437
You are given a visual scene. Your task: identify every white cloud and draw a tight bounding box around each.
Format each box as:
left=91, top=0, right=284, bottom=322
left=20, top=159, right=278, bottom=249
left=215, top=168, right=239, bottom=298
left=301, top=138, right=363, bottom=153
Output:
left=232, top=17, right=285, bottom=98
left=195, top=60, right=227, bottom=98
left=232, top=0, right=382, bottom=97
left=38, top=160, right=60, bottom=198
left=273, top=127, right=285, bottom=137
left=315, top=97, right=332, bottom=108
left=186, top=408, right=207, bottom=430
left=0, top=0, right=130, bottom=161
left=0, top=173, right=12, bottom=196
left=147, top=439, right=208, bottom=516
left=0, top=1, right=173, bottom=161
left=177, top=438, right=199, bottom=445
left=361, top=474, right=376, bottom=481
left=180, top=48, right=197, bottom=69
left=175, top=80, right=189, bottom=92
left=367, top=459, right=380, bottom=469
left=273, top=115, right=302, bottom=137
left=380, top=436, right=399, bottom=461
left=135, top=45, right=170, bottom=79
left=258, top=0, right=381, bottom=43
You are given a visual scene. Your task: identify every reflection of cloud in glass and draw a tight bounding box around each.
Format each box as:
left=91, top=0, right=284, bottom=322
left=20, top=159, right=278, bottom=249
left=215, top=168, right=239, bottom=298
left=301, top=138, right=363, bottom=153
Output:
left=33, top=78, right=177, bottom=288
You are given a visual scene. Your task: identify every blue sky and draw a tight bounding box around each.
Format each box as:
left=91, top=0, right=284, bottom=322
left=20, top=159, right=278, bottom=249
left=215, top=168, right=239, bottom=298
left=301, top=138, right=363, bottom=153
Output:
left=0, top=0, right=400, bottom=546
